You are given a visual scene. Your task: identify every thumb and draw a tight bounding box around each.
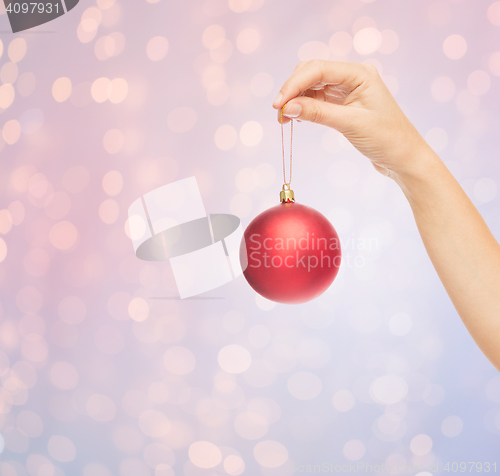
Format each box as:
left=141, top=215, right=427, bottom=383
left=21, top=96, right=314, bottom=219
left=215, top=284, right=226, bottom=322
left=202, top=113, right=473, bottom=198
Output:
left=282, top=97, right=356, bottom=133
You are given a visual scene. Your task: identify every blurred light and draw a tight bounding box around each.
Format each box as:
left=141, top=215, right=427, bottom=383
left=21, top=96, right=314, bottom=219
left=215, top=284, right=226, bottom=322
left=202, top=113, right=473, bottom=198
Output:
left=87, top=394, right=117, bottom=422
left=92, top=77, right=111, bottom=102
left=287, top=371, right=322, bottom=400
left=329, top=31, right=352, bottom=57
left=166, top=107, right=197, bottom=133
left=489, top=51, right=500, bottom=76
left=441, top=415, right=463, bottom=437
left=428, top=1, right=451, bottom=26
left=16, top=285, right=43, bottom=313
left=253, top=440, right=288, bottom=468
left=164, top=346, right=196, bottom=375
left=210, top=38, right=233, bottom=63
left=423, top=384, right=445, bottom=405
left=20, top=108, right=44, bottom=135
left=228, top=0, right=252, bottom=13
left=332, top=389, right=356, bottom=412
left=16, top=410, right=43, bottom=437
left=45, top=191, right=72, bottom=220
left=222, top=310, right=245, bottom=333
left=103, top=170, right=123, bottom=196
left=143, top=443, right=176, bottom=469
left=474, top=178, right=496, bottom=203
left=297, top=338, right=330, bottom=368
left=410, top=434, right=433, bottom=455
left=248, top=325, right=271, bottom=348
left=250, top=72, right=273, bottom=97
left=224, top=455, right=245, bottom=476
left=112, top=425, right=144, bottom=453
left=218, top=344, right=251, bottom=373
left=388, top=312, right=413, bottom=336
left=239, top=120, right=262, bottom=146
left=99, top=199, right=120, bottom=224
left=343, top=440, right=366, bottom=461
left=0, top=61, right=18, bottom=84
left=255, top=294, right=276, bottom=311
left=17, top=71, right=35, bottom=97
left=349, top=303, right=382, bottom=333
left=455, top=90, right=480, bottom=115
left=96, top=0, right=116, bottom=8
left=103, top=128, right=124, bottom=154
left=488, top=2, right=500, bottom=26
left=370, top=375, right=408, bottom=404
left=47, top=435, right=76, bottom=462
left=23, top=248, right=49, bottom=277
left=467, top=70, right=491, bottom=95
left=235, top=167, right=257, bottom=192
left=148, top=381, right=169, bottom=404
left=2, top=119, right=21, bottom=144
left=147, top=36, right=169, bottom=61
left=8, top=38, right=26, bottom=62
left=237, top=28, right=260, bottom=54
left=62, top=165, right=90, bottom=193
left=49, top=221, right=78, bottom=250
left=201, top=63, right=225, bottom=88
left=298, top=41, right=330, bottom=61
left=128, top=297, right=149, bottom=322
left=0, top=83, right=15, bottom=109
left=353, top=28, right=382, bottom=55
left=202, top=24, right=225, bottom=49
left=206, top=80, right=229, bottom=105
left=21, top=334, right=48, bottom=361
left=189, top=441, right=222, bottom=468
left=109, top=78, right=128, bottom=103
left=352, top=16, right=376, bottom=34
left=234, top=412, right=268, bottom=439
left=443, top=34, right=467, bottom=59
left=431, top=76, right=456, bottom=102
left=230, top=193, right=252, bottom=217
left=425, top=127, right=448, bottom=152
left=379, top=30, right=399, bottom=54
left=214, top=124, right=237, bottom=150
left=0, top=209, right=12, bottom=234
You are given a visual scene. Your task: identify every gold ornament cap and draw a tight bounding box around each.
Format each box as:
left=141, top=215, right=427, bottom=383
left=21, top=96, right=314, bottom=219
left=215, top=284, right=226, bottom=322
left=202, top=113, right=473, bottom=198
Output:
left=280, top=183, right=295, bottom=203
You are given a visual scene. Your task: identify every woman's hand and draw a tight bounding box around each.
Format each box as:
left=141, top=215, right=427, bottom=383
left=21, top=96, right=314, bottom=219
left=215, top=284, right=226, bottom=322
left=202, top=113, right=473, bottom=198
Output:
left=272, top=60, right=435, bottom=181
left=274, top=60, right=500, bottom=372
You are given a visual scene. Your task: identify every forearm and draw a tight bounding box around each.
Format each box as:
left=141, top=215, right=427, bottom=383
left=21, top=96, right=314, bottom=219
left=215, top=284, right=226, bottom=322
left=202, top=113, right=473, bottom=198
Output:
left=395, top=145, right=500, bottom=370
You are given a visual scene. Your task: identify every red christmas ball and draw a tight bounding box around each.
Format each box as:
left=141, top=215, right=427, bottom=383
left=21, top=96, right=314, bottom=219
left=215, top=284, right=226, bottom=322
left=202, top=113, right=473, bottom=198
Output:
left=240, top=201, right=341, bottom=304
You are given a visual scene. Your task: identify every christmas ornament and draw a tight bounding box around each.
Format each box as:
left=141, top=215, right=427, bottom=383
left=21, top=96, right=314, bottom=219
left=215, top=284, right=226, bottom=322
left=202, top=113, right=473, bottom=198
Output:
left=240, top=106, right=342, bottom=304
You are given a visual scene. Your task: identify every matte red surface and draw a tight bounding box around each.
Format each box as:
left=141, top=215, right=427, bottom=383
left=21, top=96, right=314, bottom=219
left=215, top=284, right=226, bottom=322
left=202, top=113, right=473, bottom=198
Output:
left=240, top=202, right=342, bottom=304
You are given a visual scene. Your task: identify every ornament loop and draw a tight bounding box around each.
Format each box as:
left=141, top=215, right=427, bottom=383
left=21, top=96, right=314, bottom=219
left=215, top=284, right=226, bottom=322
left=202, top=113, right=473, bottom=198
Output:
left=281, top=104, right=293, bottom=187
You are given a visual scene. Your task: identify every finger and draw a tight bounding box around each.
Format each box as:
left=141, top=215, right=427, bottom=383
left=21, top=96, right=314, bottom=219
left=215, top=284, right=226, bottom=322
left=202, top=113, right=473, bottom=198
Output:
left=276, top=107, right=292, bottom=124
left=280, top=96, right=357, bottom=133
left=273, top=60, right=368, bottom=109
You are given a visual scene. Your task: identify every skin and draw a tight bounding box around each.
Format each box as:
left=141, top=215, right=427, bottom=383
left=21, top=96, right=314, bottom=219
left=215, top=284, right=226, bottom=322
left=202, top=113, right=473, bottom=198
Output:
left=273, top=60, right=500, bottom=371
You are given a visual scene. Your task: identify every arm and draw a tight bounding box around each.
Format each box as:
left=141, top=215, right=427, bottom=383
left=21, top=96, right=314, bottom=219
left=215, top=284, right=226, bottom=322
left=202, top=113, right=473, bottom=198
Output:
left=273, top=60, right=500, bottom=371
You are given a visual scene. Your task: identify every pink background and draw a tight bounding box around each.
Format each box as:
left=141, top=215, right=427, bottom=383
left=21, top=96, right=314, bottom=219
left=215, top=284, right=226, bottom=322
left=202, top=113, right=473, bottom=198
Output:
left=0, top=0, right=500, bottom=474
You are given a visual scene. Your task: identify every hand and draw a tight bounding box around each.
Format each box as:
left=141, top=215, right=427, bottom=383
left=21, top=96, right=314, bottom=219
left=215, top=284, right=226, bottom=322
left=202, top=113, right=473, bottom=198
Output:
left=273, top=60, right=434, bottom=180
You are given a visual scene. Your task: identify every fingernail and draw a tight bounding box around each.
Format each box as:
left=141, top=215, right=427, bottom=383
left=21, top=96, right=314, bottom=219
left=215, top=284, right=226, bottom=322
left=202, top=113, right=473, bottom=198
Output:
left=273, top=92, right=283, bottom=107
left=283, top=102, right=302, bottom=118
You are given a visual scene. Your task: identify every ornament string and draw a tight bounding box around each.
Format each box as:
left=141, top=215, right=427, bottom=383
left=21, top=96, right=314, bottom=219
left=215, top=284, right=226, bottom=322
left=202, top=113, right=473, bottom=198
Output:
left=281, top=105, right=293, bottom=187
